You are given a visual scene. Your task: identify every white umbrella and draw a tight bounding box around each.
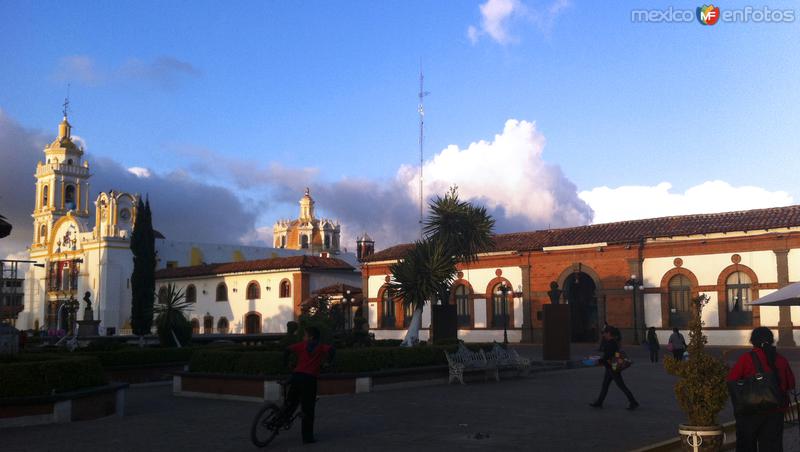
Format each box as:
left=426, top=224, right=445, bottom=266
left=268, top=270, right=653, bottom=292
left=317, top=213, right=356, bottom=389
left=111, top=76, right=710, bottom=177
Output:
left=748, top=282, right=800, bottom=306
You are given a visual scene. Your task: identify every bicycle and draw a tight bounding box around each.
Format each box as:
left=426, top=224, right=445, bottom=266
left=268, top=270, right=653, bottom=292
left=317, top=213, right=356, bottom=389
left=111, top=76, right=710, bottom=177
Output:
left=250, top=379, right=302, bottom=448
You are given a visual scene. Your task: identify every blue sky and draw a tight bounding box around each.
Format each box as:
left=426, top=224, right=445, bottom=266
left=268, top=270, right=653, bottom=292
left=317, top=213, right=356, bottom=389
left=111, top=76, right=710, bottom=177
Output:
left=2, top=0, right=799, bottom=255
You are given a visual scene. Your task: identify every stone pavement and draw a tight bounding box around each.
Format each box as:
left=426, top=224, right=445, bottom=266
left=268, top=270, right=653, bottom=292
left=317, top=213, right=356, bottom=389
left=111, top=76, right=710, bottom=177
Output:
left=3, top=343, right=800, bottom=452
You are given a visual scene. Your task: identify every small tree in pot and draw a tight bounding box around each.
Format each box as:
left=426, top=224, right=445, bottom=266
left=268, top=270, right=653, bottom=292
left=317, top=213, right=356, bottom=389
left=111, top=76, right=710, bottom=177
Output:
left=664, top=294, right=729, bottom=451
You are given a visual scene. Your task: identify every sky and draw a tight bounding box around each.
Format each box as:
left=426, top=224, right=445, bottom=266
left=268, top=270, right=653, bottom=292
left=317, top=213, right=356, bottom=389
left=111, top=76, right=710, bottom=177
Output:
left=1, top=0, right=799, bottom=259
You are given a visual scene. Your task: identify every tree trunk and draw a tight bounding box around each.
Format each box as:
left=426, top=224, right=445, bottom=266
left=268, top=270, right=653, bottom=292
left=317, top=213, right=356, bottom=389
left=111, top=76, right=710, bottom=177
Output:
left=401, top=305, right=424, bottom=347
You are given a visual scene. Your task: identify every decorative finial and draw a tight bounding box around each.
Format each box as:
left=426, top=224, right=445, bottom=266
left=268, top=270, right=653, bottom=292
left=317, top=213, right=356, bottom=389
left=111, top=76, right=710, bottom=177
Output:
left=305, top=187, right=310, bottom=196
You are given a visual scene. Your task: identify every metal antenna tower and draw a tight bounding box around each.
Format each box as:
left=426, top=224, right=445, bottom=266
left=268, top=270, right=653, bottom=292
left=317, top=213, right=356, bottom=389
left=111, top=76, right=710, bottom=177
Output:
left=418, top=67, right=429, bottom=237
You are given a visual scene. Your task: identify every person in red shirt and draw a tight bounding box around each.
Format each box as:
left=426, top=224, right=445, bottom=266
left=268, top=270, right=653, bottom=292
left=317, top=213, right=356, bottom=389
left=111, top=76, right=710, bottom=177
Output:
left=283, top=326, right=334, bottom=444
left=727, top=327, right=796, bottom=452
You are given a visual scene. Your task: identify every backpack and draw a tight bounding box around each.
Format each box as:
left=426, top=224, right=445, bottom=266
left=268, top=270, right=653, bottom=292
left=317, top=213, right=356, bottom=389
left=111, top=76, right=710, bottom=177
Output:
left=727, top=352, right=784, bottom=415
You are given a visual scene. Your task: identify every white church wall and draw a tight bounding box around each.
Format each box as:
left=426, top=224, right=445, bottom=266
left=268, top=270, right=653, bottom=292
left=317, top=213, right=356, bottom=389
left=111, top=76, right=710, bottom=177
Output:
left=643, top=294, right=662, bottom=328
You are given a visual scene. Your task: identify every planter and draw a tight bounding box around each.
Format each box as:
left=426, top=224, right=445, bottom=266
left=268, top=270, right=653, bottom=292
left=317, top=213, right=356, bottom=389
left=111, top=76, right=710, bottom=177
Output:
left=677, top=424, right=724, bottom=452
left=0, top=383, right=127, bottom=428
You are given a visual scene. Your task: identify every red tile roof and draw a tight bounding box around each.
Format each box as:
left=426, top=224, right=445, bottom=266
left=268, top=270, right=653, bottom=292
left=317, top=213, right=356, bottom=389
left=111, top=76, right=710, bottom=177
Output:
left=363, top=205, right=800, bottom=262
left=313, top=283, right=362, bottom=295
left=155, top=255, right=354, bottom=279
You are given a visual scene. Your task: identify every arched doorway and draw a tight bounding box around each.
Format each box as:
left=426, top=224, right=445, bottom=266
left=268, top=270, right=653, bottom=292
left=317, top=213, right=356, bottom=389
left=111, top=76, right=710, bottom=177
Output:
left=245, top=312, right=261, bottom=334
left=563, top=272, right=599, bottom=342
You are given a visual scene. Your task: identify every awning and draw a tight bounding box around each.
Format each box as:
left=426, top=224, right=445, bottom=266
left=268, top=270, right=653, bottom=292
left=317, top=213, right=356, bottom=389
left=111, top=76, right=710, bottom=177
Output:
left=747, top=282, right=800, bottom=306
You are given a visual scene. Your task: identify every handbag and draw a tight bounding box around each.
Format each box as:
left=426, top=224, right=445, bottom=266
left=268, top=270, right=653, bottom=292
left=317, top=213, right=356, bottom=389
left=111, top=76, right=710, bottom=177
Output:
left=610, top=350, right=632, bottom=372
left=727, top=351, right=784, bottom=416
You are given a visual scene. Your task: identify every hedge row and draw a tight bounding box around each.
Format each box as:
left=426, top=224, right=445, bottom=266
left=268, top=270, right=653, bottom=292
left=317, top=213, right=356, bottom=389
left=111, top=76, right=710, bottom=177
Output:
left=0, top=355, right=107, bottom=398
left=78, top=347, right=196, bottom=368
left=189, top=343, right=498, bottom=376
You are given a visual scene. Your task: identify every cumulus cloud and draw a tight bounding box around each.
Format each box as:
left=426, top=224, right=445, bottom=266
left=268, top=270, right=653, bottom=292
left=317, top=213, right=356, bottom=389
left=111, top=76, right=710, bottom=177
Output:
left=403, top=119, right=593, bottom=230
left=53, top=55, right=201, bottom=89
left=0, top=109, right=258, bottom=259
left=127, top=167, right=152, bottom=178
left=579, top=181, right=794, bottom=224
left=467, top=0, right=572, bottom=44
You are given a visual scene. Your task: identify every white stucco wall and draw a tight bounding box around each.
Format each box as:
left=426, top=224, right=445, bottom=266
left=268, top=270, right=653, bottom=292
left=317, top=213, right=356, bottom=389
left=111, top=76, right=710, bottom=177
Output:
left=643, top=293, right=662, bottom=328
left=473, top=299, right=487, bottom=328
left=642, top=250, right=778, bottom=288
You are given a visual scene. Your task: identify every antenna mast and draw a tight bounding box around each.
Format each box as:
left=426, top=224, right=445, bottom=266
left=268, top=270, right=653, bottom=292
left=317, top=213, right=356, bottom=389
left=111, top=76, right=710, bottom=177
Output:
left=418, top=66, right=429, bottom=237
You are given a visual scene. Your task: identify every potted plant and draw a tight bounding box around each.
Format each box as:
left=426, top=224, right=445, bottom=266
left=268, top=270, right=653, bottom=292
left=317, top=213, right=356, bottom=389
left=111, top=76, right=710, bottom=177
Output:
left=664, top=294, right=729, bottom=451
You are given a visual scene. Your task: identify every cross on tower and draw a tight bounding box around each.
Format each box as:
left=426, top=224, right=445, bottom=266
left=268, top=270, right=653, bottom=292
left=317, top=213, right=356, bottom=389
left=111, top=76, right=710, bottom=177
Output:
left=62, top=97, right=69, bottom=119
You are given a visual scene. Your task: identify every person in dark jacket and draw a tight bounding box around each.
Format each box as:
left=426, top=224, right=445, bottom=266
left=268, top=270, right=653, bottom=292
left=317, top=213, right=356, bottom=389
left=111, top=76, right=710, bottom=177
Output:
left=590, top=326, right=639, bottom=410
left=646, top=327, right=660, bottom=363
left=283, top=326, right=335, bottom=444
left=727, top=327, right=795, bottom=452
left=668, top=327, right=687, bottom=360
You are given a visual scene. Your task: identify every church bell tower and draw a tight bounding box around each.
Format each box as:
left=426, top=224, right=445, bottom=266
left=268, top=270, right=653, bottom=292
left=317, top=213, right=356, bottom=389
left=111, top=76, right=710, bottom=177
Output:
left=31, top=104, right=91, bottom=250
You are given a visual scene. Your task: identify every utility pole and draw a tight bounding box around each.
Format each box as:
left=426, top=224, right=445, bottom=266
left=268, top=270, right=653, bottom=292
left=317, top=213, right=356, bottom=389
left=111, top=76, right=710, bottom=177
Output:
left=418, top=67, right=429, bottom=238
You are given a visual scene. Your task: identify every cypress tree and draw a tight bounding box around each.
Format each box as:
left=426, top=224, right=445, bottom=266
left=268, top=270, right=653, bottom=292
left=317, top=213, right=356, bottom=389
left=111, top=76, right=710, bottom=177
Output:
left=130, top=197, right=156, bottom=336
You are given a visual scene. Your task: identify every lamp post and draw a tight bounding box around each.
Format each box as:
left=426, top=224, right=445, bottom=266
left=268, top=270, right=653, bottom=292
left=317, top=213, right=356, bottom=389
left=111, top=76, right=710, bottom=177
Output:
left=624, top=275, right=644, bottom=345
left=343, top=289, right=354, bottom=331
left=496, top=282, right=511, bottom=345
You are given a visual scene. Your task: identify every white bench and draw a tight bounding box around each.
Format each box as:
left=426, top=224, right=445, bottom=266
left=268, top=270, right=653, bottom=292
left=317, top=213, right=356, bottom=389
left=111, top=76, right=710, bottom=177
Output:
left=484, top=342, right=531, bottom=376
left=444, top=342, right=499, bottom=385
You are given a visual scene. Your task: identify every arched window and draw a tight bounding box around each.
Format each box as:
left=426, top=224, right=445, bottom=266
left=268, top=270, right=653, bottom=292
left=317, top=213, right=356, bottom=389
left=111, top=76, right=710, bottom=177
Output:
left=280, top=236, right=286, bottom=248
left=67, top=159, right=73, bottom=165
left=301, top=235, right=309, bottom=249
left=454, top=284, right=471, bottom=327
left=324, top=235, right=331, bottom=249
left=64, top=185, right=76, bottom=209
left=42, top=185, right=49, bottom=208
left=246, top=281, right=260, bottom=299
left=217, top=317, right=229, bottom=334
left=381, top=288, right=395, bottom=328
left=727, top=272, right=753, bottom=326
left=185, top=285, right=197, bottom=304
left=39, top=224, right=47, bottom=243
left=203, top=315, right=214, bottom=334
left=403, top=302, right=414, bottom=327
left=245, top=312, right=261, bottom=334
left=216, top=282, right=228, bottom=302
left=158, top=286, right=169, bottom=304
left=669, top=275, right=692, bottom=328
left=190, top=318, right=200, bottom=335
left=279, top=280, right=291, bottom=298
left=491, top=283, right=510, bottom=328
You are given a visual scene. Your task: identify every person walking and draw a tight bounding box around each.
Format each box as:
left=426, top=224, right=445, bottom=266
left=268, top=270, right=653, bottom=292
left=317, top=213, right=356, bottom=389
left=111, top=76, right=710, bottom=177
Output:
left=589, top=326, right=639, bottom=410
left=668, top=327, right=687, bottom=361
left=646, top=327, right=660, bottom=363
left=283, top=326, right=335, bottom=444
left=728, top=327, right=796, bottom=452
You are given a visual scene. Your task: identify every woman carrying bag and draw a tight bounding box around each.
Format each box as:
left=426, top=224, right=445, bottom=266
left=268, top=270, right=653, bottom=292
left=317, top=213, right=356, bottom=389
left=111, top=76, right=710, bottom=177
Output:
left=589, top=326, right=639, bottom=410
left=727, top=327, right=796, bottom=451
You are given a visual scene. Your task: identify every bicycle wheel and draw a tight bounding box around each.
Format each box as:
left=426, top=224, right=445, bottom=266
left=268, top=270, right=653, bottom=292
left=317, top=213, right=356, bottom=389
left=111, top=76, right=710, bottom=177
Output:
left=250, top=403, right=281, bottom=447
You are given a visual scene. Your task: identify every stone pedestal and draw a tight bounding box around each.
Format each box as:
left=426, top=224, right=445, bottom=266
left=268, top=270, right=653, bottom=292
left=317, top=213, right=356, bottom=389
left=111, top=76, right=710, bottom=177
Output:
left=78, top=308, right=100, bottom=337
left=542, top=304, right=570, bottom=361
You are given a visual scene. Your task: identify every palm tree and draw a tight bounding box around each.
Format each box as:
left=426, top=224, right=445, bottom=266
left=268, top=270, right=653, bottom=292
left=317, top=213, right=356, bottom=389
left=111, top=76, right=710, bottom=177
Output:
left=390, top=187, right=495, bottom=345
left=154, top=283, right=193, bottom=347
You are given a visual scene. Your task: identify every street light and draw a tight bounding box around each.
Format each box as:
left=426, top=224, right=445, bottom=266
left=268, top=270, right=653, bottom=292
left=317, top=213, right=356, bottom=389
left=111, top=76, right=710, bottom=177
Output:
left=495, top=282, right=511, bottom=345
left=343, top=289, right=354, bottom=330
left=624, top=274, right=644, bottom=345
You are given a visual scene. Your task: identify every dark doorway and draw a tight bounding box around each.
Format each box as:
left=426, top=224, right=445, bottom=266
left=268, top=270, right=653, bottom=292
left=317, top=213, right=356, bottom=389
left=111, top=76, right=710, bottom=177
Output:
left=563, top=272, right=599, bottom=342
left=245, top=313, right=261, bottom=334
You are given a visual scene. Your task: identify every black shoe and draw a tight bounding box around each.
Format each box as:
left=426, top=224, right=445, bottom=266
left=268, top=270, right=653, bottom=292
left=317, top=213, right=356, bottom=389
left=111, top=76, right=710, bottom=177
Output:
left=589, top=402, right=602, bottom=408
left=627, top=402, right=640, bottom=410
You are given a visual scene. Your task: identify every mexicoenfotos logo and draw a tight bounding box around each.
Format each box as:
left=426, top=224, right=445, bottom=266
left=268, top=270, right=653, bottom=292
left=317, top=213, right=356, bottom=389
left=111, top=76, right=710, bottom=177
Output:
left=697, top=5, right=720, bottom=25
left=631, top=5, right=795, bottom=24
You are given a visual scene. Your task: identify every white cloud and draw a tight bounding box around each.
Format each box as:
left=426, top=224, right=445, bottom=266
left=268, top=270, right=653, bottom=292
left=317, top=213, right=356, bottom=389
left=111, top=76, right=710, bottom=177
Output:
left=467, top=0, right=571, bottom=44
left=402, top=119, right=593, bottom=229
left=579, top=181, right=794, bottom=224
left=127, top=167, right=152, bottom=178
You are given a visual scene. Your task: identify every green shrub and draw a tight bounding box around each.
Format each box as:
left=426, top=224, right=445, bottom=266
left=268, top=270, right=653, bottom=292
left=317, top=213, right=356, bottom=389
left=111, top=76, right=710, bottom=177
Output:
left=187, top=343, right=497, bottom=376
left=79, top=347, right=196, bottom=367
left=0, top=355, right=107, bottom=398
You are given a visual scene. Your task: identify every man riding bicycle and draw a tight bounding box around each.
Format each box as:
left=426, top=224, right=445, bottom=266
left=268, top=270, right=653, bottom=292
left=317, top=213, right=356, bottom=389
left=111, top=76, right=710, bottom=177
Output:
left=283, top=326, right=335, bottom=444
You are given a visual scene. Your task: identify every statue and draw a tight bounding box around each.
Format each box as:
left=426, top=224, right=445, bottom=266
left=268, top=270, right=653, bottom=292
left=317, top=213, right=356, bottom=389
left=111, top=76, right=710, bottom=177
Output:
left=83, top=291, right=92, bottom=309
left=547, top=281, right=562, bottom=305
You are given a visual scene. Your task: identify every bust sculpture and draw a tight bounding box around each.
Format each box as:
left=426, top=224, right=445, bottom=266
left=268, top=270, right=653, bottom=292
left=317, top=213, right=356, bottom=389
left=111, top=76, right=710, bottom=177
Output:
left=547, top=281, right=562, bottom=305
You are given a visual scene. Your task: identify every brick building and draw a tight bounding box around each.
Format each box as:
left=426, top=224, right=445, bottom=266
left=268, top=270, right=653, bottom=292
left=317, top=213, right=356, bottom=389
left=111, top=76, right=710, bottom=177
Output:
left=361, top=205, right=800, bottom=346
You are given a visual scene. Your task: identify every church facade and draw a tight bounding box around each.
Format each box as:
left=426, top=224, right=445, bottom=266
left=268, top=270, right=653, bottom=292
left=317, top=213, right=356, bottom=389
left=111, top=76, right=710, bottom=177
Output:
left=362, top=206, right=800, bottom=346
left=18, top=116, right=341, bottom=334
left=273, top=189, right=341, bottom=254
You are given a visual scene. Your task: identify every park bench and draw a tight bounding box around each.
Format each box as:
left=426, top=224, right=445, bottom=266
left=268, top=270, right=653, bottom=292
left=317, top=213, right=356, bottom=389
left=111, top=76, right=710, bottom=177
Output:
left=444, top=342, right=499, bottom=385
left=483, top=342, right=531, bottom=376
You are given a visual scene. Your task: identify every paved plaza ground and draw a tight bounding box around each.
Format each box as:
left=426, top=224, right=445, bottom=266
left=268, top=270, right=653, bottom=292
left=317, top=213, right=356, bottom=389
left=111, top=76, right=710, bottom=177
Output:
left=4, top=344, right=800, bottom=451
